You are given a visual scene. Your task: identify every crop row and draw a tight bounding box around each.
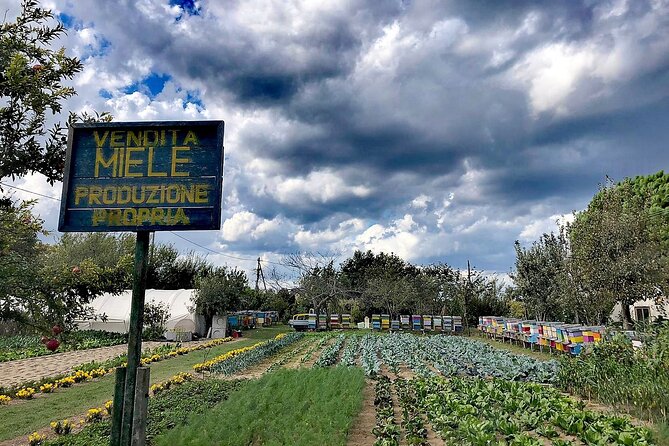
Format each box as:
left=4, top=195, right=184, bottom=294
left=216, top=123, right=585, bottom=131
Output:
left=412, top=376, right=656, bottom=446
left=314, top=334, right=346, bottom=367
left=339, top=335, right=361, bottom=367
left=300, top=334, right=332, bottom=364
left=394, top=378, right=429, bottom=446
left=206, top=332, right=304, bottom=375
left=372, top=376, right=399, bottom=446
left=352, top=333, right=556, bottom=383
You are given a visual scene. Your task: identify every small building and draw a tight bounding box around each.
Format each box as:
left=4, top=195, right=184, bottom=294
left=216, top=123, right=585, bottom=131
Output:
left=610, top=299, right=668, bottom=323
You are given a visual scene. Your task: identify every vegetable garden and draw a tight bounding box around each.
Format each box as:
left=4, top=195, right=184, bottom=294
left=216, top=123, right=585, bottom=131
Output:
left=1, top=328, right=666, bottom=445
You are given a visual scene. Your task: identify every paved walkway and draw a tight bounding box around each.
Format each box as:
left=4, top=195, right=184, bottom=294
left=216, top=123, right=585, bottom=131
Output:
left=0, top=341, right=175, bottom=388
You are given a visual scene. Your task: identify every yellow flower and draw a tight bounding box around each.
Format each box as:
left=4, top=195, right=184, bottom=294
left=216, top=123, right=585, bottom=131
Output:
left=0, top=395, right=11, bottom=404
left=28, top=431, right=45, bottom=445
left=39, top=383, right=55, bottom=393
left=16, top=387, right=36, bottom=399
left=86, top=408, right=103, bottom=422
left=55, top=376, right=75, bottom=388
left=104, top=400, right=113, bottom=415
left=50, top=419, right=72, bottom=435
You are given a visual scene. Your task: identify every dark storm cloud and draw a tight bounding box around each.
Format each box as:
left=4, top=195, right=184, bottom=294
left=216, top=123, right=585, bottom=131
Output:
left=57, top=0, right=669, bottom=270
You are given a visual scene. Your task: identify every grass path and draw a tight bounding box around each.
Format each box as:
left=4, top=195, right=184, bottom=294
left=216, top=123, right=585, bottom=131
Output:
left=0, top=327, right=289, bottom=442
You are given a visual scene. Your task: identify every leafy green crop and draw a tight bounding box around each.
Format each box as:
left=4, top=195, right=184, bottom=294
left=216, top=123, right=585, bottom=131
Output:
left=412, top=375, right=656, bottom=445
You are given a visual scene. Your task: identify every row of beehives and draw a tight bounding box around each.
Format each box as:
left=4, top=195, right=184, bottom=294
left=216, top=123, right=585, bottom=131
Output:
left=300, top=313, right=355, bottom=329
left=371, top=314, right=464, bottom=332
left=478, top=316, right=605, bottom=354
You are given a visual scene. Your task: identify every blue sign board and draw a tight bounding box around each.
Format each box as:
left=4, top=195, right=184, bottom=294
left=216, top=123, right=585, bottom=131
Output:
left=58, top=121, right=224, bottom=232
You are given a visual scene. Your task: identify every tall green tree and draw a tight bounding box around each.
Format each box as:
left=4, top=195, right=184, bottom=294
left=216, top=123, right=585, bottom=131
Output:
left=569, top=180, right=668, bottom=328
left=192, top=267, right=249, bottom=333
left=512, top=232, right=571, bottom=321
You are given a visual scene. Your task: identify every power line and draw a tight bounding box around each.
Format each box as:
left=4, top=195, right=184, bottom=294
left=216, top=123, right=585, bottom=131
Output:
left=0, top=180, right=287, bottom=268
left=0, top=182, right=61, bottom=201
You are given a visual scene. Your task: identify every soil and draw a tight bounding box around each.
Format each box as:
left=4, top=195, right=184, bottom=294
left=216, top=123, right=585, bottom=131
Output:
left=346, top=379, right=377, bottom=446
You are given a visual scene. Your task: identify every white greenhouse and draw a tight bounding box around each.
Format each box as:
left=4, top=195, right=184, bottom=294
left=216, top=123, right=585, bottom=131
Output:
left=75, top=289, right=206, bottom=338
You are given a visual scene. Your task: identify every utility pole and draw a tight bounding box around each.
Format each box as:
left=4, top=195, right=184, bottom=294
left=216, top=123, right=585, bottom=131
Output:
left=464, top=260, right=471, bottom=335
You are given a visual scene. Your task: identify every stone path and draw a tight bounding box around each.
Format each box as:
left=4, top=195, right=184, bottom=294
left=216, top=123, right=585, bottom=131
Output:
left=0, top=341, right=176, bottom=388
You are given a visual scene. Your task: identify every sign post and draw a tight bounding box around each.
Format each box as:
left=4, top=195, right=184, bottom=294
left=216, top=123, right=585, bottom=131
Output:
left=59, top=121, right=224, bottom=446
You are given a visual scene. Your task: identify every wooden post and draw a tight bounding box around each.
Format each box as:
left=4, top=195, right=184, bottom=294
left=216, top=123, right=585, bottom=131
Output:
left=119, top=231, right=151, bottom=446
left=132, top=367, right=150, bottom=446
left=109, top=367, right=126, bottom=446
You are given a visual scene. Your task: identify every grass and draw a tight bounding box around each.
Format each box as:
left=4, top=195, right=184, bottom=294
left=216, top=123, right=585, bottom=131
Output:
left=467, top=331, right=553, bottom=361
left=155, top=367, right=365, bottom=446
left=0, top=327, right=288, bottom=441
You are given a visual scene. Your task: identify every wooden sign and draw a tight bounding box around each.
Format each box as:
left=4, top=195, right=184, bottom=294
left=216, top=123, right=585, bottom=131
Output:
left=58, top=121, right=224, bottom=232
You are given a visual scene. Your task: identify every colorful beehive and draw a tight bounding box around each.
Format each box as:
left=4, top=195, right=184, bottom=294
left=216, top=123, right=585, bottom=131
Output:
left=443, top=316, right=453, bottom=332
left=227, top=314, right=239, bottom=329
left=255, top=312, right=265, bottom=326
left=521, top=320, right=539, bottom=344
left=412, top=315, right=422, bottom=330
left=391, top=319, right=400, bottom=330
left=330, top=314, right=341, bottom=329
left=266, top=311, right=279, bottom=324
left=567, top=326, right=583, bottom=344
left=381, top=314, right=390, bottom=330
left=372, top=314, right=382, bottom=330
left=318, top=314, right=328, bottom=330
left=400, top=315, right=410, bottom=329
left=452, top=316, right=463, bottom=333
left=341, top=314, right=352, bottom=329
left=433, top=316, right=443, bottom=331
left=308, top=314, right=317, bottom=330
left=423, top=315, right=433, bottom=330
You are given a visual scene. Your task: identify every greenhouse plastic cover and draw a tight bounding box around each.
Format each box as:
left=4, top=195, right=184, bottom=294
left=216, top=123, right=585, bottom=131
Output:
left=75, top=289, right=199, bottom=333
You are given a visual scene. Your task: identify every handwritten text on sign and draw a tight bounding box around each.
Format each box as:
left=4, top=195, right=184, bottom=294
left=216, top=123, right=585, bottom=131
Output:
left=58, top=121, right=224, bottom=232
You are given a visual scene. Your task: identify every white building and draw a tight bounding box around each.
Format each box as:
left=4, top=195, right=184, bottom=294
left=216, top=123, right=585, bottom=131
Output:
left=610, top=298, right=668, bottom=323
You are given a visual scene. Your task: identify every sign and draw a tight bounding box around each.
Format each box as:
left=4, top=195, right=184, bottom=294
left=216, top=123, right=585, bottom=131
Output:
left=58, top=121, right=224, bottom=232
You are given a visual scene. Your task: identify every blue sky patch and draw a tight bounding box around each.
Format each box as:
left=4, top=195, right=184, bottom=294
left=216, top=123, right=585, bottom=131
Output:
left=58, top=12, right=77, bottom=29
left=185, top=91, right=204, bottom=109
left=124, top=73, right=172, bottom=98
left=170, top=0, right=201, bottom=20
left=98, top=89, right=113, bottom=99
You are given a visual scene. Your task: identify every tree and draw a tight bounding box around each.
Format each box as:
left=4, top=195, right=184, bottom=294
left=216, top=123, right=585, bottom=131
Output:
left=282, top=253, right=349, bottom=320
left=191, top=267, right=248, bottom=333
left=44, top=233, right=134, bottom=289
left=0, top=199, right=45, bottom=323
left=512, top=232, right=571, bottom=321
left=1, top=1, right=76, bottom=182
left=143, top=301, right=170, bottom=340
left=1, top=199, right=129, bottom=331
left=569, top=180, right=668, bottom=328
left=148, top=247, right=213, bottom=289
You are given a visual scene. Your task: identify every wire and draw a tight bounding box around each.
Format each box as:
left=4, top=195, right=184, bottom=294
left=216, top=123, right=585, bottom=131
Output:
left=0, top=182, right=61, bottom=201
left=169, top=231, right=287, bottom=266
left=0, top=180, right=287, bottom=267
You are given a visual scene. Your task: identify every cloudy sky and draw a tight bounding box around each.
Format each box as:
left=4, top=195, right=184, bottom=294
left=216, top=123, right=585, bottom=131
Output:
left=4, top=0, right=669, bottom=279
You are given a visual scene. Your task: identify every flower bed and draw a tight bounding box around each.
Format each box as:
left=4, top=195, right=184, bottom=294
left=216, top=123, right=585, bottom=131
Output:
left=1, top=337, right=233, bottom=403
